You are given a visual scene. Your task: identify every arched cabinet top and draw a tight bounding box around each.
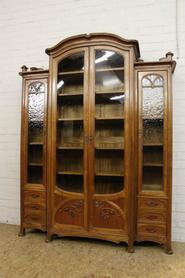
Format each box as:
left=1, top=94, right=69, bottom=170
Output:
left=45, top=33, right=140, bottom=59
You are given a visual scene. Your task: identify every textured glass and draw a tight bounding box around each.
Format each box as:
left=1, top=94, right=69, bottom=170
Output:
left=141, top=74, right=164, bottom=191
left=143, top=87, right=163, bottom=118
left=95, top=49, right=124, bottom=194
left=143, top=119, right=163, bottom=145
left=56, top=52, right=84, bottom=192
left=142, top=74, right=163, bottom=87
left=27, top=82, right=45, bottom=184
left=28, top=93, right=45, bottom=127
left=28, top=82, right=45, bottom=94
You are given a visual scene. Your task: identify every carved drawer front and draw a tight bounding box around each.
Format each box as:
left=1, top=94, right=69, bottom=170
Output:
left=139, top=198, right=167, bottom=210
left=138, top=211, right=166, bottom=224
left=24, top=191, right=46, bottom=204
left=24, top=212, right=46, bottom=225
left=138, top=224, right=166, bottom=237
left=24, top=203, right=46, bottom=214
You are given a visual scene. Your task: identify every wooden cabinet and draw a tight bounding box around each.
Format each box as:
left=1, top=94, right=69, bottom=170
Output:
left=19, top=33, right=176, bottom=253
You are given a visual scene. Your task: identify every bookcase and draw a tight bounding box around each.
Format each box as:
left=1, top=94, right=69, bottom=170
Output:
left=19, top=33, right=176, bottom=253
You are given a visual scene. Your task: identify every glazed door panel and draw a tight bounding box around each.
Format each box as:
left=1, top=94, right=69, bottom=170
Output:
left=52, top=49, right=89, bottom=230
left=88, top=47, right=130, bottom=235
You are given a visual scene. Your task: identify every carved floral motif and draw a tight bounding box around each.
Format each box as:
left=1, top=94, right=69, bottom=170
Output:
left=60, top=200, right=83, bottom=218
left=95, top=201, right=121, bottom=220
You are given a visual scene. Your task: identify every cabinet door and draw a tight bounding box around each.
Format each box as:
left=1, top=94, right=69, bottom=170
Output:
left=138, top=71, right=168, bottom=193
left=52, top=49, right=89, bottom=229
left=23, top=79, right=47, bottom=188
left=89, top=47, right=130, bottom=234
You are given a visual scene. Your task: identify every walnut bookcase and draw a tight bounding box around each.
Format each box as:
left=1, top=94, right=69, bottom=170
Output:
left=19, top=33, right=176, bottom=253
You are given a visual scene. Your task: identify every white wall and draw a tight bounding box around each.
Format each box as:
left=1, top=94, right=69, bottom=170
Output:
left=0, top=0, right=185, bottom=241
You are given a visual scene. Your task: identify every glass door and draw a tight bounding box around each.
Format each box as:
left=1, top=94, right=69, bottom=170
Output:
left=27, top=80, right=46, bottom=185
left=139, top=73, right=166, bottom=192
left=56, top=51, right=86, bottom=194
left=89, top=47, right=128, bottom=231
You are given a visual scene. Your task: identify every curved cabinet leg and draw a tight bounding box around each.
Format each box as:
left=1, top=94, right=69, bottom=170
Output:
left=19, top=227, right=26, bottom=237
left=164, top=244, right=173, bottom=255
left=45, top=233, right=53, bottom=243
left=127, top=244, right=135, bottom=253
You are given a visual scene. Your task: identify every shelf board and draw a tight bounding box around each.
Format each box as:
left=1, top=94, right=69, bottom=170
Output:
left=95, top=147, right=124, bottom=150
left=143, top=143, right=163, bottom=147
left=143, top=163, right=163, bottom=167
left=96, top=90, right=124, bottom=95
left=143, top=117, right=163, bottom=120
left=58, top=70, right=84, bottom=75
left=57, top=171, right=83, bottom=175
left=96, top=67, right=124, bottom=72
left=95, top=117, right=124, bottom=121
left=142, top=184, right=163, bottom=191
left=95, top=172, right=124, bottom=177
left=58, top=92, right=83, bottom=97
left=57, top=118, right=83, bottom=122
left=29, top=163, right=43, bottom=167
left=57, top=146, right=83, bottom=150
left=29, top=142, right=43, bottom=145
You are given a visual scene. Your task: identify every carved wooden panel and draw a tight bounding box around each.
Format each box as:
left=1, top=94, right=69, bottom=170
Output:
left=138, top=197, right=167, bottom=210
left=92, top=200, right=125, bottom=230
left=55, top=199, right=84, bottom=226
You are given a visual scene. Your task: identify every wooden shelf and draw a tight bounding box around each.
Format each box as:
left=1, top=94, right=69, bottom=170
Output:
left=142, top=184, right=163, bottom=191
left=96, top=90, right=124, bottom=95
left=143, top=143, right=163, bottom=146
left=57, top=171, right=83, bottom=175
left=57, top=118, right=83, bottom=122
left=29, top=163, right=43, bottom=166
left=57, top=146, right=83, bottom=150
left=58, top=93, right=83, bottom=97
left=95, top=117, right=124, bottom=121
left=95, top=147, right=124, bottom=150
left=96, top=67, right=124, bottom=72
left=143, top=163, right=163, bottom=167
left=95, top=172, right=124, bottom=177
left=58, top=70, right=84, bottom=75
left=29, top=142, right=43, bottom=145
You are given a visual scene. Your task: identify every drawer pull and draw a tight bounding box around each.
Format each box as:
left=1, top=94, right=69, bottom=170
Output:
left=30, top=205, right=39, bottom=210
left=146, top=227, right=157, bottom=233
left=146, top=201, right=158, bottom=207
left=147, top=215, right=158, bottom=221
left=31, top=194, right=39, bottom=199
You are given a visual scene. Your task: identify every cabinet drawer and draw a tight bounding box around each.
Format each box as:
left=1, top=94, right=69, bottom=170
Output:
left=139, top=198, right=167, bottom=210
left=138, top=224, right=166, bottom=237
left=24, top=203, right=45, bottom=212
left=24, top=190, right=46, bottom=204
left=138, top=211, right=166, bottom=223
left=24, top=212, right=46, bottom=225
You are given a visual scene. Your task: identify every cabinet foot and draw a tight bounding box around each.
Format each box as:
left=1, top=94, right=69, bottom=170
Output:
left=18, top=227, right=26, bottom=237
left=164, top=244, right=173, bottom=255
left=127, top=246, right=135, bottom=253
left=45, top=234, right=53, bottom=243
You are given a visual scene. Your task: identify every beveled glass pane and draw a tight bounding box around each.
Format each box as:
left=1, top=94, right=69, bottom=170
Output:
left=58, top=52, right=84, bottom=72
left=56, top=52, right=84, bottom=192
left=27, top=82, right=45, bottom=184
left=94, top=50, right=124, bottom=194
left=141, top=75, right=164, bottom=191
left=95, top=50, right=124, bottom=69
